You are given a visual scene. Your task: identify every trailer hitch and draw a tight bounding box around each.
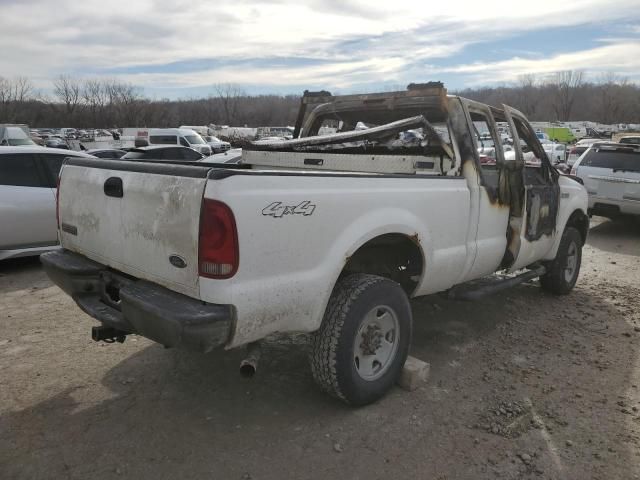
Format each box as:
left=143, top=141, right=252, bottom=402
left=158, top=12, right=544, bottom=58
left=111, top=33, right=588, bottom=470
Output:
left=91, top=326, right=128, bottom=344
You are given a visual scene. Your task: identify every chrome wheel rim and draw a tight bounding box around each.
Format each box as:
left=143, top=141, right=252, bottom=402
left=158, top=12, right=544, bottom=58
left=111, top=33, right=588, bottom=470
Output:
left=564, top=241, right=578, bottom=283
left=353, top=305, right=400, bottom=381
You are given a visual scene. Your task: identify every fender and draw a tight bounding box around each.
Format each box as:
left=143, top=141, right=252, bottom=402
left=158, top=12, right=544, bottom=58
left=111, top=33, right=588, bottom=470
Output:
left=312, top=207, right=432, bottom=333
left=543, top=176, right=589, bottom=261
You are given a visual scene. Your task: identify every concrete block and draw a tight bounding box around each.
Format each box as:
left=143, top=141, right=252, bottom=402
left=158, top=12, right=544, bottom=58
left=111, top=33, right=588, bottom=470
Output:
left=397, top=356, right=430, bottom=391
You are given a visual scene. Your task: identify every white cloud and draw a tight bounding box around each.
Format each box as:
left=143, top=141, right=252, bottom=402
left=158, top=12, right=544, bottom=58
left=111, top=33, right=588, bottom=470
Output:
left=0, top=0, right=638, bottom=93
left=440, top=41, right=640, bottom=84
left=116, top=56, right=410, bottom=90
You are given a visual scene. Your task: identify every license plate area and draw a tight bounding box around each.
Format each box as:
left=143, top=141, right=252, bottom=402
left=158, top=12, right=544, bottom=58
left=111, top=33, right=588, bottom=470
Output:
left=99, top=271, right=133, bottom=310
left=598, top=181, right=623, bottom=200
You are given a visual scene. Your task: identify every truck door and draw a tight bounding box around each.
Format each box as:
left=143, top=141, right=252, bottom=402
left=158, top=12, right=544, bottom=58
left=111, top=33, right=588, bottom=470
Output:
left=456, top=99, right=511, bottom=281
left=502, top=105, right=560, bottom=271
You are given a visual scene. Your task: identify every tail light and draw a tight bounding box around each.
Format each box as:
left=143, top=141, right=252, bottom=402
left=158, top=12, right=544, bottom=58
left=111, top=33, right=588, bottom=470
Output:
left=55, top=175, right=61, bottom=228
left=198, top=199, right=239, bottom=279
left=569, top=147, right=577, bottom=154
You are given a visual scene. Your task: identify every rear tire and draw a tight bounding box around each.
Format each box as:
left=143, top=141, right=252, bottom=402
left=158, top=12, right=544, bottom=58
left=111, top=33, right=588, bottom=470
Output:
left=310, top=274, right=412, bottom=406
left=540, top=227, right=582, bottom=295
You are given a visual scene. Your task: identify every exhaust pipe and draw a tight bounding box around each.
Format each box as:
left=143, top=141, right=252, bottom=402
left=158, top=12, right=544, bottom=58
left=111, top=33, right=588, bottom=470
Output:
left=240, top=342, right=262, bottom=378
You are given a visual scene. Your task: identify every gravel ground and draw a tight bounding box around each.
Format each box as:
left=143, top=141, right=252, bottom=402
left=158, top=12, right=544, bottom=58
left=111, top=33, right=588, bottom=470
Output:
left=1, top=217, right=639, bottom=480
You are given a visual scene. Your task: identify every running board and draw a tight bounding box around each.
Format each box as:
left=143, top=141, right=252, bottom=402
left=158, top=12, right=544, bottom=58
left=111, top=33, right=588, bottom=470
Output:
left=446, top=266, right=546, bottom=301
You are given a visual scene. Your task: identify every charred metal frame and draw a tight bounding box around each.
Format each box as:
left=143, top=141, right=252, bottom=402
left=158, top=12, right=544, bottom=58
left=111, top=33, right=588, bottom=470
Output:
left=248, top=115, right=454, bottom=160
left=256, top=83, right=562, bottom=270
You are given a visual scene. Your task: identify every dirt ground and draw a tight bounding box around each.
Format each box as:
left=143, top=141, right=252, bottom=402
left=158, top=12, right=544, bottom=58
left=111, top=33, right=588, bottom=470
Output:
left=1, top=217, right=639, bottom=480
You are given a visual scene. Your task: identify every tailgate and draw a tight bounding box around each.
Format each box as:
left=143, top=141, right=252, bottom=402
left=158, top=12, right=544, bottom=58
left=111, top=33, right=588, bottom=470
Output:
left=581, top=166, right=640, bottom=201
left=578, top=145, right=640, bottom=202
left=58, top=159, right=211, bottom=298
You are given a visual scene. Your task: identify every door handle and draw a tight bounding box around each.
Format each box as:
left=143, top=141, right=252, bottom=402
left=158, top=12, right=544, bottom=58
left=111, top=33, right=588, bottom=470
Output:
left=104, top=177, right=123, bottom=198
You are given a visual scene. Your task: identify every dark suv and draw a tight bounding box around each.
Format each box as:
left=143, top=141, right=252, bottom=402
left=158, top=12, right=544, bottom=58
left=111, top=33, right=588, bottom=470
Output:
left=121, top=146, right=205, bottom=162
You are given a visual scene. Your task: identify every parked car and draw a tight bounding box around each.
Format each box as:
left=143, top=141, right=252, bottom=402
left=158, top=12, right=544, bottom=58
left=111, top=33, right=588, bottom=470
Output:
left=576, top=138, right=602, bottom=147
left=542, top=143, right=567, bottom=163
left=567, top=144, right=590, bottom=166
left=134, top=128, right=212, bottom=156
left=45, top=138, right=70, bottom=149
left=201, top=148, right=243, bottom=164
left=30, top=134, right=45, bottom=146
left=252, top=136, right=288, bottom=143
left=541, top=126, right=576, bottom=143
left=0, top=125, right=36, bottom=146
left=0, top=147, right=95, bottom=260
left=42, top=84, right=588, bottom=405
left=86, top=148, right=127, bottom=159
left=121, top=145, right=205, bottom=162
left=203, top=135, right=231, bottom=153
left=536, top=131, right=550, bottom=142
left=619, top=135, right=640, bottom=145
left=572, top=142, right=640, bottom=218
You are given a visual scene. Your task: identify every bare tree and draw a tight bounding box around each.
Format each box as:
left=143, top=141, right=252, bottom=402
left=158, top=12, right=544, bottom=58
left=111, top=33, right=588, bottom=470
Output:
left=5, top=73, right=640, bottom=128
left=595, top=72, right=627, bottom=124
left=11, top=76, right=33, bottom=104
left=115, top=82, right=144, bottom=126
left=0, top=76, right=35, bottom=122
left=82, top=79, right=109, bottom=127
left=0, top=77, right=11, bottom=121
left=53, top=74, right=81, bottom=120
left=514, top=74, right=538, bottom=118
left=549, top=70, right=584, bottom=121
left=214, top=83, right=246, bottom=125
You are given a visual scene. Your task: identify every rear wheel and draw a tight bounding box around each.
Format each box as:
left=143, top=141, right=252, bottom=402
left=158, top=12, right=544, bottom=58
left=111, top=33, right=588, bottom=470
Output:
left=310, top=274, right=412, bottom=406
left=540, top=227, right=582, bottom=295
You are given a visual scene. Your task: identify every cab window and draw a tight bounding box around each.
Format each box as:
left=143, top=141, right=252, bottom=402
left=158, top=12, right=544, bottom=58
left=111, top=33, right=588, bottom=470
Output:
left=469, top=111, right=501, bottom=190
left=0, top=154, right=44, bottom=187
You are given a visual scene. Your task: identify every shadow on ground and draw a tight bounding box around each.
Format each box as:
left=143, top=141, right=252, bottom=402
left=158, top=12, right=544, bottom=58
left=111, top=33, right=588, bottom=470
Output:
left=0, top=256, right=45, bottom=294
left=1, top=220, right=639, bottom=479
left=1, top=280, right=637, bottom=479
left=587, top=216, right=640, bottom=257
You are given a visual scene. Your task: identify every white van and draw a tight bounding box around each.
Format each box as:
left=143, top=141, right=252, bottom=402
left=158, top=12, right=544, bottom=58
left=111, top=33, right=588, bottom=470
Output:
left=137, top=128, right=212, bottom=155
left=179, top=125, right=210, bottom=137
left=0, top=124, right=36, bottom=146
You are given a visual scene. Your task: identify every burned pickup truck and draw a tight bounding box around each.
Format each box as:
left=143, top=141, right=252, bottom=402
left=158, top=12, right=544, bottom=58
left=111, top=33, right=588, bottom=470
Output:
left=42, top=83, right=588, bottom=405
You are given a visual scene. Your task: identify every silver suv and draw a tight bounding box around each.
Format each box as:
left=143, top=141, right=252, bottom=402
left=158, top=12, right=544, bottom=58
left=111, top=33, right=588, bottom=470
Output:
left=572, top=142, right=640, bottom=218
left=0, top=147, right=94, bottom=260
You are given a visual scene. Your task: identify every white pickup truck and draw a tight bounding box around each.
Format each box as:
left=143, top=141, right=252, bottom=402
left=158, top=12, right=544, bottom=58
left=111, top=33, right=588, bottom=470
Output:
left=42, top=83, right=589, bottom=405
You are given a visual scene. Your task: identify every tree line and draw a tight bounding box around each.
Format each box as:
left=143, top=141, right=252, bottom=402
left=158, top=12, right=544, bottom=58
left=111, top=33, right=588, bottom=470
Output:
left=457, top=71, right=639, bottom=124
left=0, top=71, right=638, bottom=129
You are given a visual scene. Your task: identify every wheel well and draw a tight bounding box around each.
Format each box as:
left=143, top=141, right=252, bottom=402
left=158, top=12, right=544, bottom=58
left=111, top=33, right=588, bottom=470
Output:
left=565, top=209, right=589, bottom=245
left=341, top=233, right=424, bottom=295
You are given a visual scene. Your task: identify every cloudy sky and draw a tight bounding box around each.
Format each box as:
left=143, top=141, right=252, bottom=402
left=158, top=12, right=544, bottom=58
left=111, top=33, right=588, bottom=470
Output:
left=1, top=0, right=639, bottom=98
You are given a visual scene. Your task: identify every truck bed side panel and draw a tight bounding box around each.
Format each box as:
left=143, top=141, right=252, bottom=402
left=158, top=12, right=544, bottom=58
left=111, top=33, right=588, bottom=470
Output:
left=201, top=173, right=471, bottom=347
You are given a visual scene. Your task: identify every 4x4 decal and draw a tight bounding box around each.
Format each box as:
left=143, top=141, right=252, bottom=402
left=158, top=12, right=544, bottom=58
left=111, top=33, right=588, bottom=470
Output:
left=262, top=201, right=316, bottom=218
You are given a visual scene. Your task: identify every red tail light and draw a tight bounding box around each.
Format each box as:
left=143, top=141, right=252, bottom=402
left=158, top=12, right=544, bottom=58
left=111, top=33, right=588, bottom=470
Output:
left=198, top=199, right=239, bottom=279
left=56, top=175, right=61, bottom=228
left=569, top=147, right=577, bottom=154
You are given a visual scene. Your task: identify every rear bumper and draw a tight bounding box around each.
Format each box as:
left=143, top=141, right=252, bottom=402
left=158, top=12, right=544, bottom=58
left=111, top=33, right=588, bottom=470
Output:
left=588, top=196, right=640, bottom=217
left=40, top=249, right=234, bottom=352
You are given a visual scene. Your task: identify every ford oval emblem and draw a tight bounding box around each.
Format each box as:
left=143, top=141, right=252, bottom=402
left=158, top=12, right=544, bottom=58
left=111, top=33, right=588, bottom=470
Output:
left=169, top=255, right=187, bottom=269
